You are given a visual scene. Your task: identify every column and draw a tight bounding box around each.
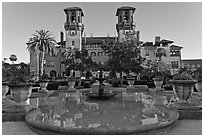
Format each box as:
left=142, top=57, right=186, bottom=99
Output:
left=129, top=10, right=132, bottom=22
left=76, top=10, right=79, bottom=22
left=68, top=12, right=71, bottom=22
left=78, top=11, right=81, bottom=22
left=121, top=10, right=124, bottom=22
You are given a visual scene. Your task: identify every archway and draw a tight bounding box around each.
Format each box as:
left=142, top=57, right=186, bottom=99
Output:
left=50, top=70, right=57, bottom=77
left=90, top=52, right=96, bottom=56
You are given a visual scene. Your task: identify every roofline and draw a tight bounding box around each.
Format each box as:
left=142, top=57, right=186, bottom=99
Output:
left=181, top=59, right=202, bottom=61
left=64, top=7, right=84, bottom=16
left=116, top=6, right=136, bottom=16
left=170, top=44, right=183, bottom=49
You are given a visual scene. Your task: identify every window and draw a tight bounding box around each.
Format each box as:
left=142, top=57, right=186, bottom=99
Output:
left=90, top=52, right=96, bottom=56
left=71, top=31, right=75, bottom=36
left=124, top=11, right=129, bottom=22
left=170, top=50, right=180, bottom=56
left=71, top=12, right=76, bottom=22
left=191, top=64, right=195, bottom=69
left=72, top=41, right=75, bottom=46
left=171, top=61, right=179, bottom=68
left=98, top=52, right=103, bottom=56
left=197, top=64, right=201, bottom=68
left=70, top=31, right=77, bottom=36
left=119, top=15, right=122, bottom=22
left=145, top=51, right=149, bottom=56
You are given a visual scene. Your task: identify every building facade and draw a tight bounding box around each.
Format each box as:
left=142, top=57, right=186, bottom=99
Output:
left=29, top=6, right=183, bottom=77
left=140, top=36, right=183, bottom=75
left=181, top=59, right=202, bottom=71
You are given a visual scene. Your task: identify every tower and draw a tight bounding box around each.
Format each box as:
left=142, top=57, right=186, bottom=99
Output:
left=64, top=7, right=84, bottom=51
left=116, top=6, right=137, bottom=43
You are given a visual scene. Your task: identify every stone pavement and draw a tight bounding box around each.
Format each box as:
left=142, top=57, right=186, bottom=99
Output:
left=2, top=120, right=202, bottom=135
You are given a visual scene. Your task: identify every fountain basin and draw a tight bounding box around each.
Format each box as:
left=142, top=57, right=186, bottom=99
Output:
left=25, top=88, right=179, bottom=135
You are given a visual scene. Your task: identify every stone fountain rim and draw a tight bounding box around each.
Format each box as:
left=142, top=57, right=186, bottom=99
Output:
left=25, top=109, right=179, bottom=135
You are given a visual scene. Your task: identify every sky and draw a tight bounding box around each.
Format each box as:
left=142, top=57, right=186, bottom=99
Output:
left=2, top=2, right=202, bottom=64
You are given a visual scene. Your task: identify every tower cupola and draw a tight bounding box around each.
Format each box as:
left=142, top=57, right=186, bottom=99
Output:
left=64, top=7, right=84, bottom=50
left=116, top=6, right=137, bottom=42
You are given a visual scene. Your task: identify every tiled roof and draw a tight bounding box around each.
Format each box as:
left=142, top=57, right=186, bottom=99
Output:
left=141, top=42, right=154, bottom=47
left=116, top=6, right=136, bottom=16
left=160, top=39, right=174, bottom=44
left=181, top=59, right=202, bottom=62
left=170, top=44, right=183, bottom=50
left=57, top=37, right=115, bottom=46
left=82, top=37, right=115, bottom=44
left=64, top=7, right=84, bottom=16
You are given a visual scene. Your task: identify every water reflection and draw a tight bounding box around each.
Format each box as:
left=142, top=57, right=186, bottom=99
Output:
left=141, top=114, right=158, bottom=126
left=27, top=90, right=174, bottom=130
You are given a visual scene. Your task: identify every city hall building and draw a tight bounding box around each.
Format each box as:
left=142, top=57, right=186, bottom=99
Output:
left=29, top=6, right=183, bottom=77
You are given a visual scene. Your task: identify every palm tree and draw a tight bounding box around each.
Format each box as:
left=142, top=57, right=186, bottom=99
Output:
left=2, top=58, right=7, bottom=63
left=9, top=54, right=17, bottom=64
left=27, top=29, right=57, bottom=79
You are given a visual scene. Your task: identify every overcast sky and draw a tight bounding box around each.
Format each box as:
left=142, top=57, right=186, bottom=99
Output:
left=2, top=2, right=202, bottom=63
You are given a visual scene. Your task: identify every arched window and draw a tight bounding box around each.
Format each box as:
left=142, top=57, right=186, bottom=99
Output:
left=50, top=70, right=57, bottom=77
left=90, top=52, right=96, bottom=56
left=98, top=52, right=102, bottom=56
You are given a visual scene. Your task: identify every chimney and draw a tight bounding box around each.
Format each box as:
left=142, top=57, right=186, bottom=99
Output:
left=84, top=32, right=86, bottom=44
left=90, top=33, right=93, bottom=37
left=155, top=36, right=160, bottom=43
left=60, top=31, right=64, bottom=47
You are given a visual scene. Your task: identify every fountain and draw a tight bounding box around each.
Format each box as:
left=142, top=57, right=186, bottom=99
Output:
left=25, top=80, right=180, bottom=134
left=84, top=70, right=118, bottom=100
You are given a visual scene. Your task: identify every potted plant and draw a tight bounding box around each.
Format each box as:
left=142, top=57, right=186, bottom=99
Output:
left=169, top=68, right=197, bottom=104
left=153, top=76, right=164, bottom=91
left=153, top=47, right=167, bottom=91
left=67, top=76, right=76, bottom=91
left=4, top=63, right=35, bottom=107
left=126, top=74, right=135, bottom=87
left=38, top=73, right=49, bottom=93
left=2, top=62, right=13, bottom=99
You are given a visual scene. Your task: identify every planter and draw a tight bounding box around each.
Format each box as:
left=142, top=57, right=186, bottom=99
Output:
left=195, top=81, right=202, bottom=100
left=84, top=79, right=91, bottom=88
left=195, top=81, right=202, bottom=93
left=126, top=77, right=136, bottom=93
left=153, top=77, right=163, bottom=91
left=68, top=79, right=76, bottom=91
left=127, top=77, right=135, bottom=87
left=39, top=80, right=49, bottom=92
left=2, top=83, right=9, bottom=99
left=169, top=80, right=197, bottom=104
left=8, top=83, right=34, bottom=106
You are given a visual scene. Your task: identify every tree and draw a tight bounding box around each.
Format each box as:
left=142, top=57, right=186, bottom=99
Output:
left=3, top=58, right=7, bottom=63
left=62, top=47, right=95, bottom=76
left=26, top=29, right=57, bottom=79
left=101, top=32, right=143, bottom=85
left=2, top=62, right=34, bottom=83
left=9, top=54, right=17, bottom=64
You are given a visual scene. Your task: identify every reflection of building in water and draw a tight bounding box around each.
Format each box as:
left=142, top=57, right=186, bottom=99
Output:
left=74, top=113, right=83, bottom=128
left=141, top=114, right=158, bottom=126
left=64, top=118, right=76, bottom=128
left=53, top=119, right=61, bottom=126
